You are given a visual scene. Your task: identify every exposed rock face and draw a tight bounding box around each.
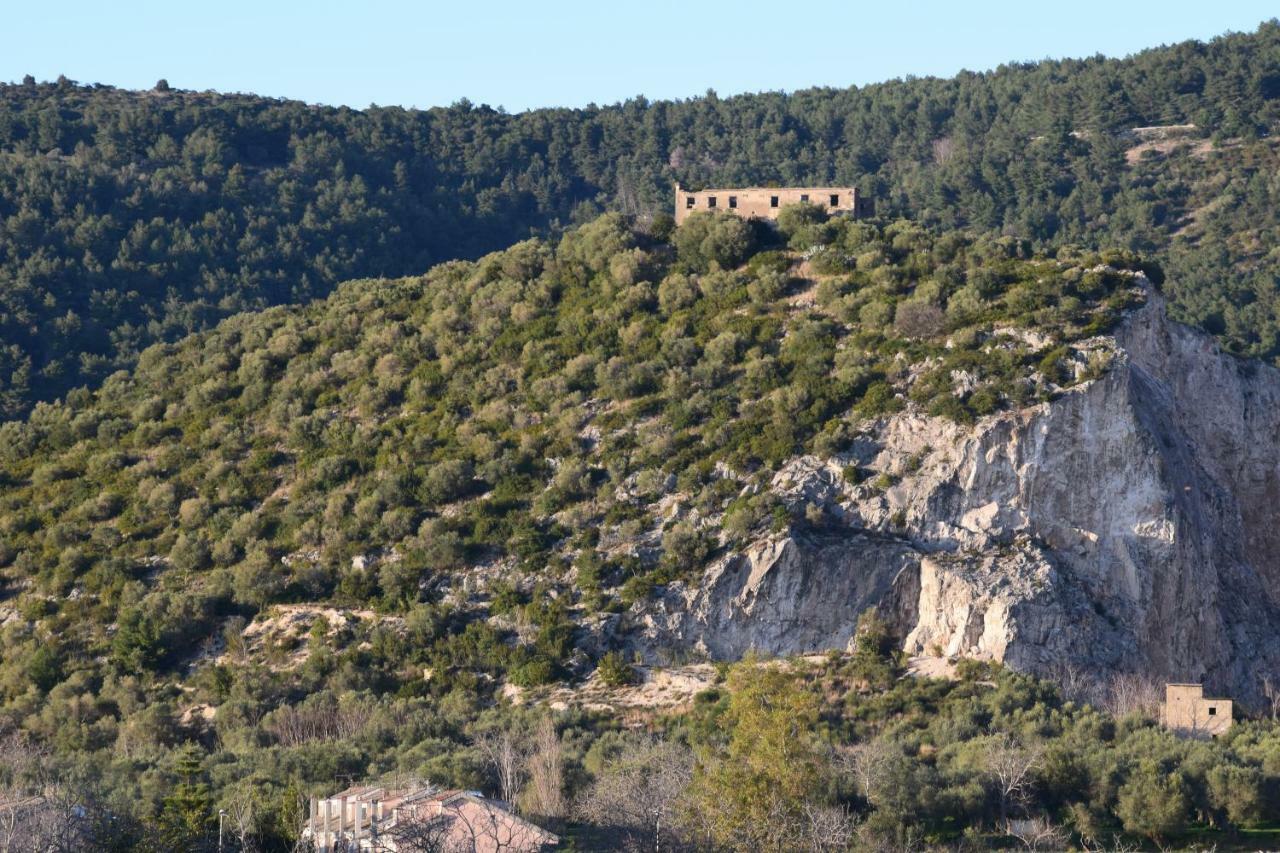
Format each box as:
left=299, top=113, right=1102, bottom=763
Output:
left=636, top=534, right=920, bottom=661
left=634, top=290, right=1280, bottom=703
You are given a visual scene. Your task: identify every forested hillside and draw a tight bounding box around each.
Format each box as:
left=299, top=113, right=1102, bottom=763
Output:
left=3, top=21, right=1280, bottom=416
left=0, top=209, right=1144, bottom=703
left=3, top=209, right=1274, bottom=851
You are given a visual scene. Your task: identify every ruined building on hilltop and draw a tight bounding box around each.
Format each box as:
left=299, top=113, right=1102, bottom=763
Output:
left=674, top=183, right=873, bottom=225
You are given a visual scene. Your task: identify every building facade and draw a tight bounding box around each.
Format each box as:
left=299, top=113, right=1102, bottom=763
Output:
left=674, top=183, right=873, bottom=225
left=1161, top=683, right=1232, bottom=738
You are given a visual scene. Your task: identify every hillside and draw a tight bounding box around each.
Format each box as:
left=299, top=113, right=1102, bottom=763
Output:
left=0, top=208, right=1144, bottom=686
left=4, top=209, right=1280, bottom=848
left=3, top=21, right=1280, bottom=417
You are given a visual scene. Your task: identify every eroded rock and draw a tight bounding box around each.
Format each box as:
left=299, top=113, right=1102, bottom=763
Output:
left=628, top=291, right=1280, bottom=704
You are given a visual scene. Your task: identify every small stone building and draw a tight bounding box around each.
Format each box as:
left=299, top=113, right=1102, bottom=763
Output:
left=674, top=183, right=873, bottom=225
left=1161, top=683, right=1232, bottom=738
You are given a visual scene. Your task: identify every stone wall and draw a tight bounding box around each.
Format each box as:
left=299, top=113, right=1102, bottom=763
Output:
left=674, top=184, right=872, bottom=225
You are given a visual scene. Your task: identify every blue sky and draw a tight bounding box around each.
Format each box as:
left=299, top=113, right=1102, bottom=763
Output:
left=4, top=1, right=1276, bottom=112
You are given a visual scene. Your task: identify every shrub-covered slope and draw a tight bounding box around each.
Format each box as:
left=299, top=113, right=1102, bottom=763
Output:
left=0, top=211, right=1147, bottom=704
left=3, top=21, right=1280, bottom=415
left=13, top=214, right=1280, bottom=853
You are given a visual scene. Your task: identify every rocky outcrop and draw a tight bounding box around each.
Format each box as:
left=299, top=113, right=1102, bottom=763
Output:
left=632, top=289, right=1280, bottom=704
left=636, top=534, right=920, bottom=661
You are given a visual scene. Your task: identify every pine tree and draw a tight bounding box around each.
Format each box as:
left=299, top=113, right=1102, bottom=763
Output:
left=158, top=744, right=214, bottom=850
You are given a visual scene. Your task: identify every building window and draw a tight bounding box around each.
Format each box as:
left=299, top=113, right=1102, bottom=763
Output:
left=686, top=196, right=695, bottom=209
left=728, top=196, right=737, bottom=209
left=770, top=195, right=779, bottom=208
left=1208, top=706, right=1217, bottom=715
left=708, top=196, right=717, bottom=208
left=800, top=193, right=809, bottom=202
left=830, top=194, right=840, bottom=206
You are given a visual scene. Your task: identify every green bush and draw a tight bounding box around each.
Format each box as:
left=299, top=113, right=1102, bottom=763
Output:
left=674, top=212, right=756, bottom=272
left=597, top=651, right=637, bottom=687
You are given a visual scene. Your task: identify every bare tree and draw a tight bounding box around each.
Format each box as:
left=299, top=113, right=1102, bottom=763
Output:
left=476, top=730, right=528, bottom=807
left=1079, top=832, right=1140, bottom=853
left=931, top=137, right=956, bottom=165
left=1051, top=662, right=1105, bottom=708
left=522, top=718, right=564, bottom=819
left=986, top=735, right=1043, bottom=828
left=841, top=739, right=900, bottom=803
left=855, top=817, right=923, bottom=853
left=1, top=778, right=136, bottom=853
left=801, top=801, right=858, bottom=852
left=1263, top=676, right=1280, bottom=721
left=615, top=172, right=645, bottom=219
left=0, top=724, right=59, bottom=853
left=1103, top=672, right=1162, bottom=719
left=1008, top=814, right=1068, bottom=850
left=575, top=737, right=694, bottom=852
left=223, top=787, right=259, bottom=852
left=893, top=301, right=945, bottom=340
left=266, top=700, right=374, bottom=747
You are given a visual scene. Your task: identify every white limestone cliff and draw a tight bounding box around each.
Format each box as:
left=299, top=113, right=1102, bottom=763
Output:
left=631, top=289, right=1280, bottom=704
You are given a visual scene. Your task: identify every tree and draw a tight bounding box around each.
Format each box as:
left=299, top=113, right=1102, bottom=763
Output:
left=776, top=202, right=828, bottom=240
left=1206, top=764, right=1266, bottom=829
left=893, top=301, right=946, bottom=340
left=24, top=643, right=62, bottom=693
left=1116, top=762, right=1189, bottom=847
left=985, top=735, right=1043, bottom=828
left=111, top=607, right=164, bottom=671
left=522, top=717, right=565, bottom=819
left=689, top=661, right=830, bottom=851
left=477, top=730, right=528, bottom=807
left=157, top=744, right=215, bottom=850
left=673, top=212, right=754, bottom=273
left=576, top=737, right=694, bottom=852
left=848, top=609, right=900, bottom=688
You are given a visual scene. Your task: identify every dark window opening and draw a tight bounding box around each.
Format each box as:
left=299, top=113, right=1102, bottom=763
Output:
left=728, top=196, right=737, bottom=209
left=830, top=194, right=840, bottom=207
left=708, top=196, right=717, bottom=208
left=686, top=196, right=695, bottom=209
left=800, top=193, right=809, bottom=202
left=770, top=195, right=779, bottom=208
left=1208, top=706, right=1217, bottom=715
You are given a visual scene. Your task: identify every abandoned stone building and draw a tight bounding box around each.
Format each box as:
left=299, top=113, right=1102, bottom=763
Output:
left=1161, top=683, right=1233, bottom=738
left=674, top=183, right=873, bottom=225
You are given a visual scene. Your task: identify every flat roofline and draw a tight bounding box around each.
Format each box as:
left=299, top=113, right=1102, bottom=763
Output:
left=678, top=186, right=856, bottom=193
